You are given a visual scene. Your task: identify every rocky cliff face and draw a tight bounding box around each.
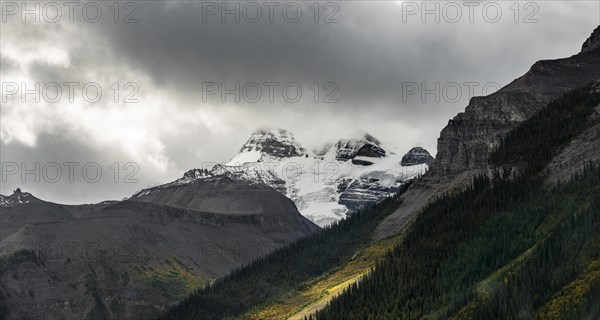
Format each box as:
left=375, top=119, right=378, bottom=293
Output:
left=229, top=128, right=306, bottom=164
left=546, top=84, right=600, bottom=184
left=582, top=26, right=600, bottom=53
left=376, top=26, right=600, bottom=239
left=432, top=31, right=600, bottom=178
left=401, top=147, right=434, bottom=166
left=334, top=133, right=386, bottom=162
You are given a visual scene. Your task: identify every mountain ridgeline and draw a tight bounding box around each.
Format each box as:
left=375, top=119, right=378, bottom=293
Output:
left=162, top=28, right=600, bottom=320
left=0, top=179, right=319, bottom=320
left=375, top=26, right=600, bottom=240
left=310, top=83, right=600, bottom=320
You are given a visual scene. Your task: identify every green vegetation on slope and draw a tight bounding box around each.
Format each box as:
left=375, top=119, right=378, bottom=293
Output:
left=132, top=258, right=209, bottom=301
left=311, top=85, right=600, bottom=319
left=239, top=231, right=406, bottom=320
left=160, top=183, right=411, bottom=320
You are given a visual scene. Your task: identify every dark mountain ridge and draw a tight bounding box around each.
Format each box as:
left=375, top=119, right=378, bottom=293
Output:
left=375, top=26, right=600, bottom=239
left=0, top=179, right=318, bottom=320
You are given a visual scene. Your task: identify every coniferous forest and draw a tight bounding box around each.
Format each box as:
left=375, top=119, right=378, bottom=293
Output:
left=312, top=165, right=600, bottom=319
left=160, top=184, right=411, bottom=319
left=163, top=85, right=600, bottom=320
left=311, top=84, right=600, bottom=319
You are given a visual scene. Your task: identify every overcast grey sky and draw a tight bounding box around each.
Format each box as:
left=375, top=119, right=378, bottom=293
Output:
left=1, top=1, right=599, bottom=204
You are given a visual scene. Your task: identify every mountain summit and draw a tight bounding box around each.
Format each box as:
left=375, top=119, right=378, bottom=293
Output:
left=334, top=132, right=386, bottom=162
left=0, top=188, right=42, bottom=207
left=135, top=129, right=428, bottom=226
left=228, top=128, right=306, bottom=165
left=401, top=147, right=434, bottom=166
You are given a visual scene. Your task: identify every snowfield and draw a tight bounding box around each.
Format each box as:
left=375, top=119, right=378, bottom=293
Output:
left=133, top=129, right=430, bottom=227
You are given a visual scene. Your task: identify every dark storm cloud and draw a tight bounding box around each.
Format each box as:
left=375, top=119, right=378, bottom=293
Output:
left=93, top=1, right=598, bottom=117
left=95, top=1, right=454, bottom=115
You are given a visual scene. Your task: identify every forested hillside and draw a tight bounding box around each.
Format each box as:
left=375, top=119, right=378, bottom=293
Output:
left=311, top=84, right=600, bottom=319
left=162, top=84, right=600, bottom=320
left=490, top=84, right=600, bottom=173
left=160, top=184, right=411, bottom=319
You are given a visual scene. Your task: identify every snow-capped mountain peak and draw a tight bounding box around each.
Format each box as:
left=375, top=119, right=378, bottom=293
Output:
left=227, top=128, right=306, bottom=165
left=401, top=147, right=434, bottom=166
left=0, top=188, right=41, bottom=207
left=334, top=132, right=386, bottom=162
left=132, top=129, right=430, bottom=227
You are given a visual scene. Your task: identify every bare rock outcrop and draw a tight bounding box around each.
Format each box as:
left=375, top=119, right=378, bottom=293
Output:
left=545, top=99, right=600, bottom=184
left=401, top=147, right=434, bottom=166
left=582, top=25, right=600, bottom=53
left=375, top=27, right=600, bottom=240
